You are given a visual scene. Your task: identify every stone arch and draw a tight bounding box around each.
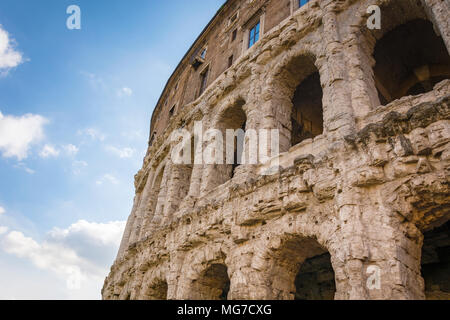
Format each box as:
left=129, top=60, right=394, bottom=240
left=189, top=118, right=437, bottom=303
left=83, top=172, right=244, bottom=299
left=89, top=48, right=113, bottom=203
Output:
left=160, top=136, right=195, bottom=224
left=262, top=234, right=336, bottom=300
left=190, top=263, right=231, bottom=300
left=200, top=97, right=248, bottom=195
left=266, top=50, right=324, bottom=151
left=139, top=270, right=169, bottom=300
left=137, top=162, right=167, bottom=239
left=421, top=219, right=450, bottom=300
left=349, top=0, right=450, bottom=109
left=177, top=246, right=230, bottom=300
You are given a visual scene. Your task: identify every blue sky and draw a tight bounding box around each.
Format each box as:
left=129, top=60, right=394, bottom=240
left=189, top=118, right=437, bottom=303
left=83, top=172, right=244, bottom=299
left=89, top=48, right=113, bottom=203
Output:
left=0, top=0, right=224, bottom=299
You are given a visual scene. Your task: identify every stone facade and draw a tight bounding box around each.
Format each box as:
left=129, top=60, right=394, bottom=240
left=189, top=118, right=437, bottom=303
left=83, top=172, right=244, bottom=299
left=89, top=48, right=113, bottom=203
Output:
left=102, top=0, right=450, bottom=300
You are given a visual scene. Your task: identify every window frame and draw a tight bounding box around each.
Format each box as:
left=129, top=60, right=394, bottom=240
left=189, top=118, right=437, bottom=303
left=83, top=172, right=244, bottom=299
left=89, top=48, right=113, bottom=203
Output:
left=248, top=20, right=260, bottom=49
left=199, top=66, right=209, bottom=97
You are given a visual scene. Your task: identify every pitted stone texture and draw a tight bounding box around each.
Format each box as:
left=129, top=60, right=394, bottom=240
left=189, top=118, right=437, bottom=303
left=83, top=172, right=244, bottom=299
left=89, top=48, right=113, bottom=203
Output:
left=103, top=0, right=450, bottom=300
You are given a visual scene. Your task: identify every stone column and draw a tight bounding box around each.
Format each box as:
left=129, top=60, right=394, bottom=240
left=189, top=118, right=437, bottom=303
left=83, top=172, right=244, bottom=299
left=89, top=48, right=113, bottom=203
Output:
left=228, top=244, right=274, bottom=300
left=147, top=162, right=172, bottom=232
left=116, top=192, right=142, bottom=259
left=333, top=187, right=425, bottom=300
left=128, top=170, right=155, bottom=244
left=319, top=0, right=356, bottom=138
left=161, top=163, right=193, bottom=225
left=422, top=0, right=450, bottom=54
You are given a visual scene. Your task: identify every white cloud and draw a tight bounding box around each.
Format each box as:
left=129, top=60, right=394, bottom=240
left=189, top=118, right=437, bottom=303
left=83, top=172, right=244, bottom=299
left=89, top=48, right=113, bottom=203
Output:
left=106, top=146, right=135, bottom=159
left=0, top=220, right=125, bottom=293
left=72, top=160, right=88, bottom=175
left=0, top=111, right=48, bottom=160
left=0, top=25, right=24, bottom=73
left=77, top=128, right=105, bottom=142
left=80, top=71, right=106, bottom=91
left=96, top=174, right=119, bottom=186
left=63, top=144, right=79, bottom=156
left=14, top=162, right=35, bottom=174
left=0, top=226, right=7, bottom=235
left=0, top=207, right=5, bottom=215
left=39, top=144, right=60, bottom=158
left=117, top=87, right=133, bottom=97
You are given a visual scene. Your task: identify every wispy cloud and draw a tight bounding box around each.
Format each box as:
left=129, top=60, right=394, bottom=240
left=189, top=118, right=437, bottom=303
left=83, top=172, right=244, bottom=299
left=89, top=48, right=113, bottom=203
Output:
left=0, top=220, right=125, bottom=291
left=80, top=71, right=106, bottom=91
left=0, top=25, right=24, bottom=74
left=63, top=144, right=79, bottom=156
left=0, top=226, right=8, bottom=235
left=39, top=144, right=60, bottom=158
left=0, top=207, right=5, bottom=215
left=72, top=160, right=88, bottom=175
left=106, top=146, right=135, bottom=159
left=13, top=162, right=35, bottom=175
left=96, top=174, right=119, bottom=186
left=117, top=87, right=133, bottom=98
left=77, top=128, right=105, bottom=142
left=0, top=111, right=48, bottom=160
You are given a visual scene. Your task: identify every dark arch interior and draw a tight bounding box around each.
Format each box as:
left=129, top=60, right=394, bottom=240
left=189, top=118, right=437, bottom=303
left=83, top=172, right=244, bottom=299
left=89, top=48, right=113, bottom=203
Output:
left=295, top=252, right=336, bottom=300
left=271, top=237, right=336, bottom=300
left=373, top=19, right=450, bottom=105
left=291, top=71, right=323, bottom=146
left=219, top=101, right=246, bottom=183
left=421, top=220, right=450, bottom=300
left=145, top=280, right=168, bottom=300
left=193, top=263, right=230, bottom=300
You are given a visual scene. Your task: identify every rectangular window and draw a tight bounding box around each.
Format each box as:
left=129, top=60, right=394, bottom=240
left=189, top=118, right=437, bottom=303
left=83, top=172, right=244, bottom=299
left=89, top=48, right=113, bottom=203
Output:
left=231, top=29, right=237, bottom=42
left=200, top=48, right=207, bottom=59
left=199, top=67, right=209, bottom=96
left=299, top=0, right=310, bottom=7
left=228, top=55, right=234, bottom=68
left=248, top=21, right=260, bottom=48
left=230, top=13, right=238, bottom=24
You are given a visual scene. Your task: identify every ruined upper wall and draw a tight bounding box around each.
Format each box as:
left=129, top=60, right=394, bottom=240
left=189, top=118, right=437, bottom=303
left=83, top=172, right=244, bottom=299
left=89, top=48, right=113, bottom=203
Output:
left=149, top=0, right=296, bottom=143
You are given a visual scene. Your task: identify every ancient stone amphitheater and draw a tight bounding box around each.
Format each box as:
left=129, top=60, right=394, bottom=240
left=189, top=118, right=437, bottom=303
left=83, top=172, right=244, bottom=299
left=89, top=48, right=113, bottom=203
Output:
left=102, top=0, right=450, bottom=300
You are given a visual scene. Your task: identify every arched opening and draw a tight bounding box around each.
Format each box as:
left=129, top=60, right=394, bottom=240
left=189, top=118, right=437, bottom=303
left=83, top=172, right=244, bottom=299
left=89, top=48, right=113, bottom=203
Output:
left=142, top=279, right=168, bottom=300
left=137, top=164, right=166, bottom=239
left=191, top=263, right=230, bottom=300
left=268, top=236, right=336, bottom=300
left=291, top=71, right=323, bottom=146
left=421, top=220, right=450, bottom=300
left=165, top=135, right=195, bottom=218
left=217, top=100, right=247, bottom=184
left=294, top=252, right=335, bottom=300
left=373, top=19, right=450, bottom=105
left=271, top=53, right=324, bottom=151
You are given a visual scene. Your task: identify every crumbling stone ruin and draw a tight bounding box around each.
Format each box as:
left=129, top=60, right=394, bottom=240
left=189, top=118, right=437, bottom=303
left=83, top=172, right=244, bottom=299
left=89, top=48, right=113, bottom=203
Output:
left=102, top=0, right=450, bottom=300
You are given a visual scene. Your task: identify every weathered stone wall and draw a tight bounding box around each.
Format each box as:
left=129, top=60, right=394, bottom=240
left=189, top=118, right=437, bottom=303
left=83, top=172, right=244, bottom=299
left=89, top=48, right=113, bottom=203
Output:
left=103, top=0, right=450, bottom=300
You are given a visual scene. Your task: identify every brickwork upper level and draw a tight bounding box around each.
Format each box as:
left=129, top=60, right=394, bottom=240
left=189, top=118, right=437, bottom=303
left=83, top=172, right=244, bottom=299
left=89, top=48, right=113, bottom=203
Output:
left=150, top=0, right=305, bottom=144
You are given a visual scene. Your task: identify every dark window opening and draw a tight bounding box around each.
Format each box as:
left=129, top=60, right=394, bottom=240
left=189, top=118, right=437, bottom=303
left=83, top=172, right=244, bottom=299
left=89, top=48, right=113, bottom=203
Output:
left=248, top=21, right=260, bottom=48
left=230, top=13, right=238, bottom=25
left=169, top=105, right=175, bottom=117
left=199, top=67, right=209, bottom=96
left=291, top=71, right=323, bottom=146
left=231, top=29, right=237, bottom=42
left=149, top=132, right=156, bottom=146
left=421, top=220, right=450, bottom=300
left=231, top=121, right=246, bottom=178
left=373, top=19, right=450, bottom=105
left=228, top=55, right=234, bottom=68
